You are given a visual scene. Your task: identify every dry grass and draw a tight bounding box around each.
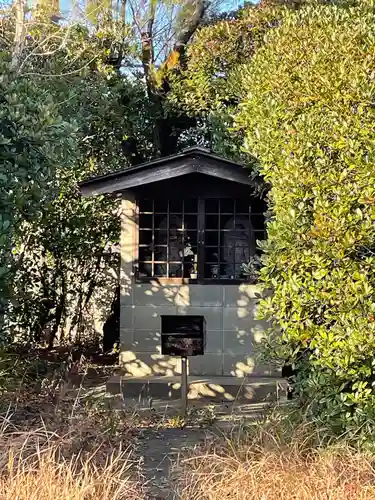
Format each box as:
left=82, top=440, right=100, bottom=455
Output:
left=0, top=398, right=144, bottom=499
left=0, top=363, right=144, bottom=500
left=176, top=409, right=375, bottom=500
left=0, top=397, right=144, bottom=499
left=3, top=353, right=375, bottom=499
left=0, top=431, right=141, bottom=499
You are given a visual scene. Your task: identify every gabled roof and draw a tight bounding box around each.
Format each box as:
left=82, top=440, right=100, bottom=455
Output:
left=79, top=147, right=251, bottom=197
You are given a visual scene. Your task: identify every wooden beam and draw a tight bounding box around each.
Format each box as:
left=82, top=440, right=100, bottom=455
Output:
left=79, top=149, right=252, bottom=197
left=80, top=161, right=197, bottom=197
left=195, top=158, right=251, bottom=186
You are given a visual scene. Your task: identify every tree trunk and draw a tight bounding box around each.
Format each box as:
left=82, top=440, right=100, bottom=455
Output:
left=142, top=0, right=207, bottom=157
left=49, top=260, right=66, bottom=348
left=11, top=0, right=27, bottom=71
left=120, top=0, right=126, bottom=21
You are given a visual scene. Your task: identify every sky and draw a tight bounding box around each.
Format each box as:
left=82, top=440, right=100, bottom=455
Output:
left=7, top=0, right=249, bottom=8
left=57, top=0, right=247, bottom=15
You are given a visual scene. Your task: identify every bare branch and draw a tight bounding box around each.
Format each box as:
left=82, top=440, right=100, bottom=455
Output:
left=20, top=54, right=99, bottom=77
left=128, top=0, right=142, bottom=35
left=18, top=22, right=75, bottom=73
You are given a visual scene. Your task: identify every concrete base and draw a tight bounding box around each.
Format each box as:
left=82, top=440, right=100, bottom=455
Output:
left=107, top=374, right=287, bottom=403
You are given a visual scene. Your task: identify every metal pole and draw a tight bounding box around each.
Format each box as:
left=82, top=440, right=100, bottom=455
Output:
left=181, top=356, right=188, bottom=418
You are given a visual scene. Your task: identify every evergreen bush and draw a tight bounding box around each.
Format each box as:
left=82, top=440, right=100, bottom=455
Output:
left=235, top=0, right=375, bottom=442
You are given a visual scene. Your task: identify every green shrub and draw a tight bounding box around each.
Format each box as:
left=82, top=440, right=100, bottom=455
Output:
left=235, top=0, right=375, bottom=443
left=0, top=62, right=78, bottom=337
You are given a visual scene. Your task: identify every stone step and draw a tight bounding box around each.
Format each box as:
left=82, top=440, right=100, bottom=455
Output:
left=107, top=374, right=287, bottom=403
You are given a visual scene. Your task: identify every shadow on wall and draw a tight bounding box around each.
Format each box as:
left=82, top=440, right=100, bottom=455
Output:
left=108, top=370, right=283, bottom=403
left=120, top=278, right=277, bottom=378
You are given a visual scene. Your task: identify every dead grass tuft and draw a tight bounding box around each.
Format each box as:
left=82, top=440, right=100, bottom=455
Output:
left=0, top=430, right=141, bottom=499
left=0, top=365, right=143, bottom=499
left=176, top=409, right=375, bottom=500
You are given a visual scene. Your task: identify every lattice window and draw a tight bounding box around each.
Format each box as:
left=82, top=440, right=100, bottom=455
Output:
left=138, top=199, right=198, bottom=279
left=137, top=197, right=266, bottom=282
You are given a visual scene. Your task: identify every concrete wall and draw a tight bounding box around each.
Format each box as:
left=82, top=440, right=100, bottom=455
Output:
left=119, top=194, right=277, bottom=378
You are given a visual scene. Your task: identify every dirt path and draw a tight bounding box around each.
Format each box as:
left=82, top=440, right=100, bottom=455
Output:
left=131, top=400, right=269, bottom=499
left=78, top=374, right=275, bottom=498
left=135, top=426, right=212, bottom=499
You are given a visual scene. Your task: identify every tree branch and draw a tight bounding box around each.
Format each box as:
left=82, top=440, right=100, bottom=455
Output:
left=158, top=0, right=207, bottom=84
left=174, top=0, right=207, bottom=52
